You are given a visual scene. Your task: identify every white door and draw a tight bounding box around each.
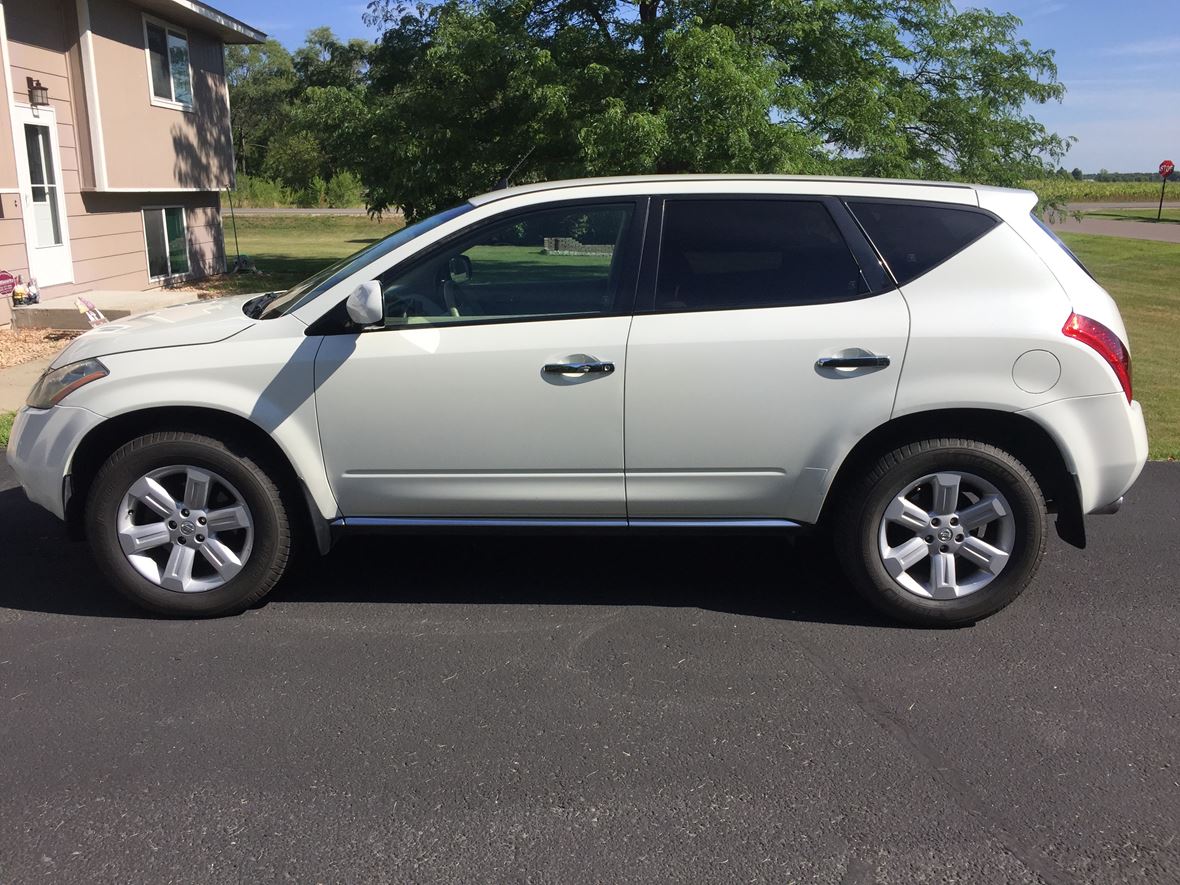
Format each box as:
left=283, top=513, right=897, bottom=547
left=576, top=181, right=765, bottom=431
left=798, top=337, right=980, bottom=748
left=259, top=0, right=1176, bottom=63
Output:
left=624, top=197, right=910, bottom=523
left=15, top=105, right=73, bottom=287
left=314, top=200, right=644, bottom=519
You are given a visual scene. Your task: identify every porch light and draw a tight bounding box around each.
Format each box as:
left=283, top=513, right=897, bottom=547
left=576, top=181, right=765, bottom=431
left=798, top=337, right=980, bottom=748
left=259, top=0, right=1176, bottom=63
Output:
left=28, top=79, right=49, bottom=107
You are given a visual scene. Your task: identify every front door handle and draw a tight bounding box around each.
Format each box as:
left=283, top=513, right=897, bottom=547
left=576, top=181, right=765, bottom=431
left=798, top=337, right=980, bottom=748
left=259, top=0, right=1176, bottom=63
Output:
left=816, top=354, right=891, bottom=369
left=543, top=360, right=616, bottom=375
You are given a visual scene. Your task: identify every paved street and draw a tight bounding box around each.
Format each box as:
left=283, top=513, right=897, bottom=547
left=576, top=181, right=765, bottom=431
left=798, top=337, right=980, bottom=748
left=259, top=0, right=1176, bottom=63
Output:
left=1, top=459, right=1177, bottom=883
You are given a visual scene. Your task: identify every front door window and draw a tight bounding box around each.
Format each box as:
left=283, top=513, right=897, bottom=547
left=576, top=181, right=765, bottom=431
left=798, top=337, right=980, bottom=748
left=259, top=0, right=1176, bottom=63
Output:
left=24, top=124, right=62, bottom=247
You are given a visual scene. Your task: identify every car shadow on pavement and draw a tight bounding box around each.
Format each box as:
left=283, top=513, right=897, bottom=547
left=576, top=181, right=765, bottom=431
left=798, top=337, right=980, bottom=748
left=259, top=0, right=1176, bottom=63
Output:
left=0, top=485, right=896, bottom=627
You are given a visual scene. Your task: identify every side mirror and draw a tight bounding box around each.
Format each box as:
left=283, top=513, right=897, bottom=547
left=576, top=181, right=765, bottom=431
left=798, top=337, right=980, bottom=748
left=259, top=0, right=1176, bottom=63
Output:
left=447, top=255, right=472, bottom=283
left=345, top=281, right=383, bottom=326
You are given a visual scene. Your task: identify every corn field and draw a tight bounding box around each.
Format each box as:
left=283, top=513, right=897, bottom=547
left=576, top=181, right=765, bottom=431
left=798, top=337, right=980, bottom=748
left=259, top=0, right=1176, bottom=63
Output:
left=1024, top=179, right=1176, bottom=205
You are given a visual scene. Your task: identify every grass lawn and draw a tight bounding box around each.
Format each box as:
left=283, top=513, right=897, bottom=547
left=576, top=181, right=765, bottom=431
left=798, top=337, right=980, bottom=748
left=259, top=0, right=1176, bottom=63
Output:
left=1061, top=233, right=1179, bottom=459
left=0, top=410, right=13, bottom=449
left=193, top=215, right=407, bottom=297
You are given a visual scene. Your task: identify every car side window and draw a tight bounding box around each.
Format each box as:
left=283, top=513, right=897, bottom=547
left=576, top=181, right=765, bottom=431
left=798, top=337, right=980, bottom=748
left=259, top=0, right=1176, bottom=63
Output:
left=846, top=201, right=1000, bottom=286
left=377, top=203, right=635, bottom=326
left=654, top=199, right=867, bottom=312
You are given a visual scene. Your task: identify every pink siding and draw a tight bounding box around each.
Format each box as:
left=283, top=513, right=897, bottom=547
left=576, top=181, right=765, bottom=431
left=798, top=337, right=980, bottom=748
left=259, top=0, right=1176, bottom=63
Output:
left=89, top=0, right=234, bottom=190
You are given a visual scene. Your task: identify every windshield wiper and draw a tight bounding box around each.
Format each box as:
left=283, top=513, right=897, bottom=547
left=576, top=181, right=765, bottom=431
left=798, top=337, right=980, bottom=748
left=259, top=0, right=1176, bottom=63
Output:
left=243, top=291, right=281, bottom=319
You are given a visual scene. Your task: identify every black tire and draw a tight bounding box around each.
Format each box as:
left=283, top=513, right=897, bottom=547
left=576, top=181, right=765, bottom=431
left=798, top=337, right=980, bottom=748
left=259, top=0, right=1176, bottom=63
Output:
left=834, top=438, right=1047, bottom=627
left=85, top=431, right=291, bottom=617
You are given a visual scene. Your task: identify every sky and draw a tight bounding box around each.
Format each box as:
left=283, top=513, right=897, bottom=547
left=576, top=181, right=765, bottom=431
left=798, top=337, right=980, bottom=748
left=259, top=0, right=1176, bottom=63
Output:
left=214, top=0, right=1179, bottom=173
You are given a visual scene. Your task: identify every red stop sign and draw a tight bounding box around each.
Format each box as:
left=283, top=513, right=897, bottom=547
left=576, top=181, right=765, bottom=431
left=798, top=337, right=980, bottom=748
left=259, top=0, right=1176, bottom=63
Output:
left=0, top=270, right=16, bottom=298
left=1162, top=160, right=1176, bottom=178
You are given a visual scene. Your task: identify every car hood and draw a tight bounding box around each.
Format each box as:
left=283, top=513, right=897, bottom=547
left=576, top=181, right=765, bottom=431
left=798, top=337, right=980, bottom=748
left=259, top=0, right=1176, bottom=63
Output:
left=50, top=295, right=260, bottom=368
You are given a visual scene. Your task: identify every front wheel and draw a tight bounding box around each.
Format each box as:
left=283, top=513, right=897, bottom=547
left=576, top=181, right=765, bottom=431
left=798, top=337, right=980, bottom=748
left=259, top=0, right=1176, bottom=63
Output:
left=85, top=432, right=291, bottom=617
left=835, top=439, right=1047, bottom=627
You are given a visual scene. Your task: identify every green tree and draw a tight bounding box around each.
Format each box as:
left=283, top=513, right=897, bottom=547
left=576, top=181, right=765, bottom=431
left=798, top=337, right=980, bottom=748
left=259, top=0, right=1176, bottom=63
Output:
left=362, top=0, right=1073, bottom=219
left=1071, top=167, right=1084, bottom=180
left=224, top=39, right=295, bottom=175
left=293, top=26, right=371, bottom=91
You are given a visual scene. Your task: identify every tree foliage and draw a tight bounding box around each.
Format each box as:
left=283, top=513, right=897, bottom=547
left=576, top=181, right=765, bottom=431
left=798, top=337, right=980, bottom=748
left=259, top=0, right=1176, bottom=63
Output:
left=357, top=0, right=1071, bottom=218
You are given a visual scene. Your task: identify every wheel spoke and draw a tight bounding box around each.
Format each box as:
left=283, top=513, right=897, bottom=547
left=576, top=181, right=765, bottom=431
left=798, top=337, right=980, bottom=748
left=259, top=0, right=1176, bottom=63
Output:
left=160, top=544, right=197, bottom=593
left=206, top=505, right=249, bottom=533
left=200, top=538, right=243, bottom=581
left=184, top=468, right=213, bottom=510
left=129, top=476, right=176, bottom=518
left=959, top=536, right=1010, bottom=575
left=885, top=495, right=929, bottom=532
left=118, top=522, right=172, bottom=555
left=932, top=473, right=961, bottom=515
left=957, top=495, right=1007, bottom=532
left=931, top=552, right=958, bottom=598
left=883, top=536, right=929, bottom=578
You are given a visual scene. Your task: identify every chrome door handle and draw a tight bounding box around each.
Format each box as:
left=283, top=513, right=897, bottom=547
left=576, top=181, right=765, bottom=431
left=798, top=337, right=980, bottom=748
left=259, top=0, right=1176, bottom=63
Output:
left=543, top=361, right=616, bottom=375
left=816, top=355, right=891, bottom=369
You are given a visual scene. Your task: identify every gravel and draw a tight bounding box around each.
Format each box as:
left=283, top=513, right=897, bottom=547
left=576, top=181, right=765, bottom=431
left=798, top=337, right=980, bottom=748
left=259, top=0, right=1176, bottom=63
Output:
left=0, top=329, right=79, bottom=370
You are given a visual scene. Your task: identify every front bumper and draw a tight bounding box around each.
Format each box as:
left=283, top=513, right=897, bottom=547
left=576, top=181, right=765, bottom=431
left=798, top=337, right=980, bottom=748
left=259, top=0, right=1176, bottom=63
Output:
left=1019, top=392, right=1149, bottom=514
left=5, top=405, right=105, bottom=520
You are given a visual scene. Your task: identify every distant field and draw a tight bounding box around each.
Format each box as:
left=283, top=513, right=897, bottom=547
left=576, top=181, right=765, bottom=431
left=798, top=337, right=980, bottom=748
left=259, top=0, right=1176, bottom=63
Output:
left=1025, top=178, right=1177, bottom=205
left=1060, top=233, right=1179, bottom=460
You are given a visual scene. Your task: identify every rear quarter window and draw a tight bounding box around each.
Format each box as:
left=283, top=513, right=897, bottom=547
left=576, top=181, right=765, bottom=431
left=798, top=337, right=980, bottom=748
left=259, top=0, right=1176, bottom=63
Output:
left=847, top=201, right=999, bottom=286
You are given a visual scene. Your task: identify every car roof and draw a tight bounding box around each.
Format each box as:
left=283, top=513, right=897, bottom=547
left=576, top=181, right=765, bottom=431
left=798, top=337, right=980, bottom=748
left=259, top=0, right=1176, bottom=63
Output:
left=468, top=174, right=1004, bottom=207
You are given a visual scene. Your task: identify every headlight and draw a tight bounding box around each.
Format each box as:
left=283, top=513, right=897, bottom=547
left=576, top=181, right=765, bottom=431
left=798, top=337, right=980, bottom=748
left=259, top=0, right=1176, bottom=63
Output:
left=26, top=359, right=109, bottom=409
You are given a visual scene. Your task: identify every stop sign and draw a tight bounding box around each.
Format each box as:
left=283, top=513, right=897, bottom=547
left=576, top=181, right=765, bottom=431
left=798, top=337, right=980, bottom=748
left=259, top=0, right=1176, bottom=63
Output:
left=1162, top=160, right=1176, bottom=178
left=0, top=270, right=16, bottom=299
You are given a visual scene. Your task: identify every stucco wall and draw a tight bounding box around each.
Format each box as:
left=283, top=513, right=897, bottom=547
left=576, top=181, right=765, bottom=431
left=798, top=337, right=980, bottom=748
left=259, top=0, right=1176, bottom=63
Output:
left=89, top=0, right=233, bottom=190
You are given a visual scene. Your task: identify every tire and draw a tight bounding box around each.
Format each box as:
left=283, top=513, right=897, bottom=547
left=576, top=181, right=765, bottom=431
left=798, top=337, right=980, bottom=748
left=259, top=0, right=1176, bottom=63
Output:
left=834, top=438, right=1047, bottom=627
left=85, top=431, right=291, bottom=617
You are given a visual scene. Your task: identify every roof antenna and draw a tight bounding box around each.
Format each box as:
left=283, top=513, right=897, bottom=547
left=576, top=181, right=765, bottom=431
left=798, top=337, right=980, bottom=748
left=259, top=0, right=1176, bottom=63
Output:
left=494, top=145, right=537, bottom=190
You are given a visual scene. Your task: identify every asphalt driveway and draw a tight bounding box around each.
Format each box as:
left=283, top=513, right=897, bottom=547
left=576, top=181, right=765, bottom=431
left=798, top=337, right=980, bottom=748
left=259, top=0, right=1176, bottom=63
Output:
left=0, top=460, right=1177, bottom=883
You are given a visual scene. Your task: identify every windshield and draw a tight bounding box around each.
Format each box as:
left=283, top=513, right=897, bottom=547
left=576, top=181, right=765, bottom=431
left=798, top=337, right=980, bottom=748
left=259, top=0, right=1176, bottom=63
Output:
left=257, top=203, right=475, bottom=319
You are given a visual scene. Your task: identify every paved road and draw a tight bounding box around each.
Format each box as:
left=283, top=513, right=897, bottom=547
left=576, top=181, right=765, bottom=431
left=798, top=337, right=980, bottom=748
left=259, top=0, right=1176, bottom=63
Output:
left=1050, top=215, right=1180, bottom=244
left=1, top=459, right=1177, bottom=883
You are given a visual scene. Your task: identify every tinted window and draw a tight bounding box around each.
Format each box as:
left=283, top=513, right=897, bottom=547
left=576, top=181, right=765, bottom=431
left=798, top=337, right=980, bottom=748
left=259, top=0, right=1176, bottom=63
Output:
left=655, top=200, right=866, bottom=311
left=847, top=201, right=999, bottom=285
left=377, top=203, right=634, bottom=326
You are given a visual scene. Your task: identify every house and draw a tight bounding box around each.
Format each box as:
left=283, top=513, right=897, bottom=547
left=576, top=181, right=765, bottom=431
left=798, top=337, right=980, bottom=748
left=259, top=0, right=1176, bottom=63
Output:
left=0, top=0, right=264, bottom=327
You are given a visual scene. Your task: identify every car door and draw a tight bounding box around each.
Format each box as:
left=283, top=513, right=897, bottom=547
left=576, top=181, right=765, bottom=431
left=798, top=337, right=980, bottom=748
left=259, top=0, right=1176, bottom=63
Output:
left=624, top=196, right=909, bottom=524
left=314, top=198, right=645, bottom=520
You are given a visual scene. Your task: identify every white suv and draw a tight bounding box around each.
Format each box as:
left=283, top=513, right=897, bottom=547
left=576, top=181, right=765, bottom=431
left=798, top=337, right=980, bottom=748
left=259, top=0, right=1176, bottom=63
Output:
left=6, top=176, right=1148, bottom=625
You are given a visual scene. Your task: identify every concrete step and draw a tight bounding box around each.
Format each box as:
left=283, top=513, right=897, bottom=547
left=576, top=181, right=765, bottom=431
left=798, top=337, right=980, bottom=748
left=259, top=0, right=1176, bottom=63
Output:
left=11, top=289, right=200, bottom=330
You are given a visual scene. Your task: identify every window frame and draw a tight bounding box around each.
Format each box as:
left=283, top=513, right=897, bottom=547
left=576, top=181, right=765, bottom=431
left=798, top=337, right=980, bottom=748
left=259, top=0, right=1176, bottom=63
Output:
left=142, top=14, right=194, bottom=112
left=842, top=197, right=1002, bottom=288
left=142, top=205, right=190, bottom=281
left=310, top=196, right=650, bottom=335
left=636, top=194, right=894, bottom=316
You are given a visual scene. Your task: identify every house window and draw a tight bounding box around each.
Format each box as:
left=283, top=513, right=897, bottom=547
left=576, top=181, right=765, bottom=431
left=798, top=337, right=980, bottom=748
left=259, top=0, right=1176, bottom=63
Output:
left=144, top=17, right=192, bottom=108
left=143, top=207, right=190, bottom=279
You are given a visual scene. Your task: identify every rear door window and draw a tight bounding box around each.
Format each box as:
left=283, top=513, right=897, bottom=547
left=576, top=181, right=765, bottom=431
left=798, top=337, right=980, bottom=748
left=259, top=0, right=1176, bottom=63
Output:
left=847, top=201, right=999, bottom=285
left=655, top=199, right=869, bottom=311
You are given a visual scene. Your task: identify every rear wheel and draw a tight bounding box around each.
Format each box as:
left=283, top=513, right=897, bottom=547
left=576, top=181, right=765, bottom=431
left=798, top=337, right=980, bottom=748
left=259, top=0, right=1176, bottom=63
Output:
left=85, top=432, right=291, bottom=617
left=835, top=439, right=1047, bottom=627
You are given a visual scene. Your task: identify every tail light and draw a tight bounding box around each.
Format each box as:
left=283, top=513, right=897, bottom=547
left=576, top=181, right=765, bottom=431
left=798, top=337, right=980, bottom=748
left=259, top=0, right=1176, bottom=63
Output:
left=1062, top=312, right=1132, bottom=402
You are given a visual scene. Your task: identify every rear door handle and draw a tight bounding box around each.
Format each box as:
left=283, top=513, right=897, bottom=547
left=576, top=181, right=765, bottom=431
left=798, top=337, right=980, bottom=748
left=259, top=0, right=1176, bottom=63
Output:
left=543, top=360, right=615, bottom=375
left=816, top=355, right=891, bottom=369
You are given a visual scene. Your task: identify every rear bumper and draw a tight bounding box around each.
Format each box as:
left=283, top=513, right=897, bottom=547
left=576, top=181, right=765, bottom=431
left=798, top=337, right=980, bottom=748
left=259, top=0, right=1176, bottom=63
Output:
left=1019, top=393, right=1148, bottom=514
left=5, top=405, right=104, bottom=520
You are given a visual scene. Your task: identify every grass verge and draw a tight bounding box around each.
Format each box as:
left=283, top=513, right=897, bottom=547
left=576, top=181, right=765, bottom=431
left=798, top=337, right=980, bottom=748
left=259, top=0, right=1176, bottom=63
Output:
left=1061, top=233, right=1179, bottom=459
left=0, top=411, right=14, bottom=449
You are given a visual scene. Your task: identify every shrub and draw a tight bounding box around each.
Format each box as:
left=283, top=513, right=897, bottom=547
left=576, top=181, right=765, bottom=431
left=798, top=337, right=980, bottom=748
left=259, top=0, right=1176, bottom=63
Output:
left=324, top=170, right=365, bottom=208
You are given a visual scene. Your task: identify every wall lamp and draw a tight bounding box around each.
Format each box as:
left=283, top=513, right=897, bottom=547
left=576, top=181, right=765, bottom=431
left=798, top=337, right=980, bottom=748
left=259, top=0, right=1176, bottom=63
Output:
left=28, top=78, right=49, bottom=107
